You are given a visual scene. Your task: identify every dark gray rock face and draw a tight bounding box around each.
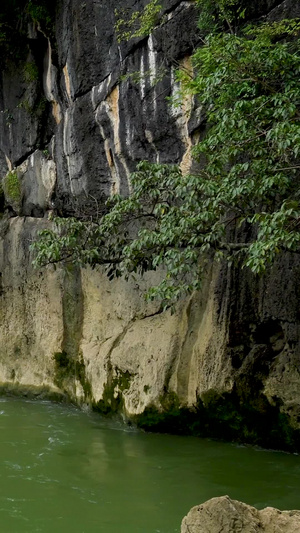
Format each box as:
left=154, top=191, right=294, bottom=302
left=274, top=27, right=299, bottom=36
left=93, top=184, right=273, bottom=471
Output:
left=1, top=0, right=200, bottom=215
left=0, top=0, right=300, bottom=450
left=1, top=0, right=297, bottom=213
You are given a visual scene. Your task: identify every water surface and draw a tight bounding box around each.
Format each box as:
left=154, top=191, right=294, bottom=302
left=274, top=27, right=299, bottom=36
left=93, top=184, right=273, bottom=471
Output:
left=0, top=398, right=299, bottom=532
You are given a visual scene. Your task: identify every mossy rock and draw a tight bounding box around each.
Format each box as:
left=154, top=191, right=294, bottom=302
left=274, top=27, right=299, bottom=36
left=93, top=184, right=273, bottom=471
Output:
left=93, top=368, right=133, bottom=416
left=53, top=351, right=92, bottom=400
left=2, top=170, right=22, bottom=211
left=133, top=390, right=300, bottom=452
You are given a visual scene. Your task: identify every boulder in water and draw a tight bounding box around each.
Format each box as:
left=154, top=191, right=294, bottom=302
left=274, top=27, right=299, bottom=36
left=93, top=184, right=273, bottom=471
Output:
left=181, top=495, right=300, bottom=532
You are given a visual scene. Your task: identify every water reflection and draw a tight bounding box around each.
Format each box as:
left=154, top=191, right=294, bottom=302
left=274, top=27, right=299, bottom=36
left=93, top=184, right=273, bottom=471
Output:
left=0, top=399, right=299, bottom=532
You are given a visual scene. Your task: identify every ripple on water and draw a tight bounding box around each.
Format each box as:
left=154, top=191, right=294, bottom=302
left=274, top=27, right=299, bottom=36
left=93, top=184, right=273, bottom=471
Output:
left=0, top=398, right=299, bottom=533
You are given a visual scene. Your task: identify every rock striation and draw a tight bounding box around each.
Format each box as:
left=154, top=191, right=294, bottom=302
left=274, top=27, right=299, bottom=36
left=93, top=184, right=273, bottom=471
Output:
left=181, top=496, right=300, bottom=533
left=0, top=0, right=300, bottom=450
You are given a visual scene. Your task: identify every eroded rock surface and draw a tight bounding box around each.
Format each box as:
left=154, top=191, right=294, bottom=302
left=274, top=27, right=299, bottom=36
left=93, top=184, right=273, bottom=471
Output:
left=181, top=496, right=300, bottom=533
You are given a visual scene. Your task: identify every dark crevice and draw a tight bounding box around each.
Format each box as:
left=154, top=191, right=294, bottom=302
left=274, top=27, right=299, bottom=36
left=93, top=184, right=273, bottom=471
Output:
left=73, top=67, right=117, bottom=102
left=106, top=318, right=136, bottom=358
left=138, top=308, right=164, bottom=320
left=13, top=149, right=37, bottom=168
left=13, top=136, right=54, bottom=168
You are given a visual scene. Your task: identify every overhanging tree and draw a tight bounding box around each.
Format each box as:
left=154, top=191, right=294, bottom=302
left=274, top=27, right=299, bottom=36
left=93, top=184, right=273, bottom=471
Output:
left=31, top=8, right=300, bottom=309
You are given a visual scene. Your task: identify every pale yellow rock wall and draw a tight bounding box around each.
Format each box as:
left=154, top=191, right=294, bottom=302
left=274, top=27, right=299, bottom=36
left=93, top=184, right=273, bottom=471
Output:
left=0, top=217, right=233, bottom=413
left=0, top=217, right=63, bottom=390
left=1, top=216, right=300, bottom=436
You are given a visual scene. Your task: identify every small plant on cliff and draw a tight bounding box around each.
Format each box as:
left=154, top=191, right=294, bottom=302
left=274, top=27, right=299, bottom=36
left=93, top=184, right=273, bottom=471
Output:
left=25, top=0, right=53, bottom=31
left=115, top=0, right=162, bottom=42
left=23, top=61, right=39, bottom=83
left=3, top=170, right=21, bottom=203
left=32, top=13, right=300, bottom=309
left=197, top=0, right=245, bottom=35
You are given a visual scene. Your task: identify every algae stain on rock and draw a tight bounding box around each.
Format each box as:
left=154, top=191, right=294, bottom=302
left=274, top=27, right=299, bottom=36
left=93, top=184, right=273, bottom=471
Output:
left=62, top=264, right=83, bottom=360
left=133, top=388, right=300, bottom=452
left=53, top=350, right=72, bottom=391
left=53, top=264, right=91, bottom=401
left=53, top=350, right=92, bottom=401
left=93, top=366, right=133, bottom=415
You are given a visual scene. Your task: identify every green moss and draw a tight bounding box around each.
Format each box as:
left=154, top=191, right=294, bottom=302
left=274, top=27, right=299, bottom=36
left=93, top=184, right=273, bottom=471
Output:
left=53, top=351, right=72, bottom=391
left=93, top=368, right=133, bottom=416
left=35, top=96, right=47, bottom=115
left=75, top=355, right=92, bottom=399
left=133, top=389, right=300, bottom=452
left=134, top=392, right=200, bottom=435
left=0, top=183, right=4, bottom=214
left=13, top=345, right=21, bottom=357
left=53, top=351, right=92, bottom=400
left=94, top=382, right=123, bottom=416
left=116, top=369, right=132, bottom=392
left=54, top=351, right=69, bottom=368
left=17, top=95, right=47, bottom=116
left=3, top=170, right=21, bottom=204
left=23, top=61, right=39, bottom=82
left=52, top=354, right=300, bottom=452
left=133, top=340, right=300, bottom=450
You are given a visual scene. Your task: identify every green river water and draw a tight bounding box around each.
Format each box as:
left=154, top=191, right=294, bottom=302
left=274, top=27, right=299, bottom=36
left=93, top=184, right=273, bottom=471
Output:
left=0, top=398, right=299, bottom=533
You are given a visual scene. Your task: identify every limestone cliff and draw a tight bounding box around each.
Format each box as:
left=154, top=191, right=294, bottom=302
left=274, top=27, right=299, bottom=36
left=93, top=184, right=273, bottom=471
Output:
left=0, top=0, right=300, bottom=451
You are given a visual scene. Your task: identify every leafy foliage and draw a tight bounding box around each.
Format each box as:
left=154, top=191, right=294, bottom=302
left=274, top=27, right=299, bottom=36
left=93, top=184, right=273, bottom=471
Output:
left=178, top=28, right=300, bottom=270
left=245, top=17, right=300, bottom=39
left=197, top=0, right=245, bottom=35
left=32, top=14, right=300, bottom=308
left=25, top=0, right=53, bottom=31
left=115, top=0, right=162, bottom=42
